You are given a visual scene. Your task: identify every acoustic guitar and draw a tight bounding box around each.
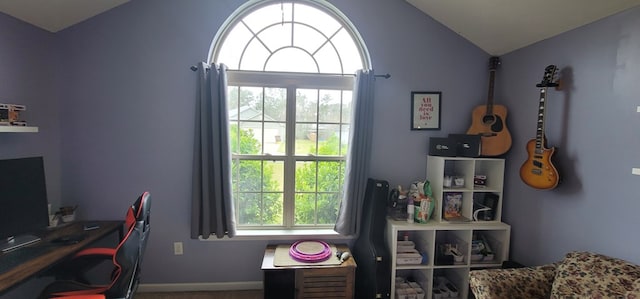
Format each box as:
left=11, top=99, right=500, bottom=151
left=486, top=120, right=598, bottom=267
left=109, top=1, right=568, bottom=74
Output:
left=467, top=57, right=512, bottom=156
left=519, top=65, right=560, bottom=190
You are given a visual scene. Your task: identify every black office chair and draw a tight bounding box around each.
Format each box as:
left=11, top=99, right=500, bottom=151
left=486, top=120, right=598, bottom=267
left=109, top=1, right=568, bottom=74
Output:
left=40, top=192, right=151, bottom=299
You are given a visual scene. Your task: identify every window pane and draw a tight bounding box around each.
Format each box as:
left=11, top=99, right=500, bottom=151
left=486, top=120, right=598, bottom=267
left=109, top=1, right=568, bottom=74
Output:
left=266, top=48, right=317, bottom=72
left=236, top=192, right=284, bottom=226
left=241, top=38, right=270, bottom=71
left=237, top=193, right=261, bottom=225
left=239, top=121, right=262, bottom=154
left=317, top=193, right=340, bottom=224
left=263, top=88, right=286, bottom=121
left=317, top=161, right=342, bottom=192
left=295, top=161, right=316, bottom=192
left=238, top=87, right=263, bottom=120
left=340, top=125, right=350, bottom=155
left=341, top=90, right=352, bottom=123
left=294, top=193, right=316, bottom=225
left=229, top=121, right=240, bottom=154
left=264, top=122, right=286, bottom=155
left=236, top=159, right=285, bottom=226
left=229, top=122, right=260, bottom=155
left=231, top=159, right=240, bottom=193
left=295, top=124, right=316, bottom=156
left=315, top=42, right=342, bottom=74
left=262, top=87, right=287, bottom=156
left=317, top=124, right=340, bottom=156
left=228, top=86, right=240, bottom=119
left=215, top=0, right=366, bottom=75
left=293, top=23, right=325, bottom=53
left=333, top=28, right=363, bottom=75
left=296, top=89, right=318, bottom=122
left=263, top=161, right=283, bottom=192
left=217, top=25, right=252, bottom=69
left=239, top=160, right=262, bottom=191
left=318, top=90, right=342, bottom=123
left=262, top=193, right=283, bottom=225
left=294, top=4, right=341, bottom=37
left=259, top=23, right=292, bottom=52
left=243, top=3, right=292, bottom=32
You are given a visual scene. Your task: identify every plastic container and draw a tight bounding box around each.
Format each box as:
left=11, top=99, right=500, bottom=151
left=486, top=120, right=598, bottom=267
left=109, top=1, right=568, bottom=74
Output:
left=396, top=249, right=423, bottom=264
left=397, top=240, right=416, bottom=252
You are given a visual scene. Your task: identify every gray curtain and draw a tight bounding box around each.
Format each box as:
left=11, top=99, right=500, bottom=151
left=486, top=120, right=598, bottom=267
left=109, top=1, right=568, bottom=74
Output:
left=334, top=69, right=375, bottom=236
left=191, top=62, right=236, bottom=239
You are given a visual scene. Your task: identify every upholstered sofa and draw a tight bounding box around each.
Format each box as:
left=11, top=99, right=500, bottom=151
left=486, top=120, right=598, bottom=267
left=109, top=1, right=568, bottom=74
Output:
left=469, top=251, right=640, bottom=299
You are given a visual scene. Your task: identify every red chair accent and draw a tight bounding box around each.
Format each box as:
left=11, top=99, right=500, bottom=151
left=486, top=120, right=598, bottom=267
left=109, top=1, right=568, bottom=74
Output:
left=40, top=192, right=151, bottom=299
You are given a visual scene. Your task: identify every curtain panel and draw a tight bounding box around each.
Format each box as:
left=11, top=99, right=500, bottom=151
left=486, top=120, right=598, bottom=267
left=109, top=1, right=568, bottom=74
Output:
left=191, top=62, right=236, bottom=239
left=334, top=69, right=375, bottom=236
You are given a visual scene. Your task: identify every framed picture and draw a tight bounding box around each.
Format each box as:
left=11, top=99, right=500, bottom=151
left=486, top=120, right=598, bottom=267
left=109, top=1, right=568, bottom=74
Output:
left=411, top=91, right=441, bottom=130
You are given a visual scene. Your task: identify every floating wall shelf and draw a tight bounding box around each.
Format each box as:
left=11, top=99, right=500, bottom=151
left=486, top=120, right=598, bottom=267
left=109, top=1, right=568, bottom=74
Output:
left=0, top=126, right=39, bottom=133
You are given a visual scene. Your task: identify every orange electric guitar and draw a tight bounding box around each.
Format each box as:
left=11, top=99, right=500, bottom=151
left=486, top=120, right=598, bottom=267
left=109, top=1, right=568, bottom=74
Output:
left=467, top=57, right=512, bottom=156
left=520, top=65, right=560, bottom=190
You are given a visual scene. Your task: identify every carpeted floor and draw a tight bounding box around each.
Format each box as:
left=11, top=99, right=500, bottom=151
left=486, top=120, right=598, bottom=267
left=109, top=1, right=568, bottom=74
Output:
left=135, top=290, right=263, bottom=299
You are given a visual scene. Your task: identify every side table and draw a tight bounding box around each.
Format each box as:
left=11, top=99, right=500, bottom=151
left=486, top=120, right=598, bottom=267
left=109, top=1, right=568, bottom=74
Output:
left=261, top=244, right=356, bottom=299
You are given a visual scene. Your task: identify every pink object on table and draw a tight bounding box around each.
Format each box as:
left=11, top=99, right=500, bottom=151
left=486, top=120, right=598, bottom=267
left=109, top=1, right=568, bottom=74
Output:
left=289, top=240, right=332, bottom=263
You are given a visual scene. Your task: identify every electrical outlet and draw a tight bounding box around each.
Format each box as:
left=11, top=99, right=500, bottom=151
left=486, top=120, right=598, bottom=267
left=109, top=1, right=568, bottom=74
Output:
left=173, top=242, right=184, bottom=255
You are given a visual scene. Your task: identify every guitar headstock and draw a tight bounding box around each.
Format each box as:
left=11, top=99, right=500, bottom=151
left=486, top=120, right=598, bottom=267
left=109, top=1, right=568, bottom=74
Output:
left=536, top=65, right=559, bottom=88
left=489, top=57, right=500, bottom=71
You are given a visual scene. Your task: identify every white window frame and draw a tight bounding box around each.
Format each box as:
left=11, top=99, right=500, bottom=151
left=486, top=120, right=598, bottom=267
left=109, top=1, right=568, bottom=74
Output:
left=211, top=0, right=370, bottom=232
left=228, top=71, right=353, bottom=230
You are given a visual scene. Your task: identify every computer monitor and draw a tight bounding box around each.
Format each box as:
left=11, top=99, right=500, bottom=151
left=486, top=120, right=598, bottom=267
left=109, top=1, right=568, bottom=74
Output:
left=0, top=156, right=50, bottom=252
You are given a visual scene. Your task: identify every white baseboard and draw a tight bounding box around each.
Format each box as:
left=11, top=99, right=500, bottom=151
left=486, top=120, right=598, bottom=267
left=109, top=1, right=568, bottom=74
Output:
left=137, top=281, right=263, bottom=293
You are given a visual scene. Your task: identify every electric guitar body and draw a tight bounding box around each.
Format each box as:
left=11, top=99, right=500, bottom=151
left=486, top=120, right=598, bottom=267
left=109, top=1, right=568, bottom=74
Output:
left=467, top=57, right=512, bottom=156
left=520, top=138, right=559, bottom=190
left=520, top=65, right=560, bottom=190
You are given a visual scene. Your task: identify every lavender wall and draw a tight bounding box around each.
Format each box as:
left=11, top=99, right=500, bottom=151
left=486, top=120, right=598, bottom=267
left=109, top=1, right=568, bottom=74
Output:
left=11, top=0, right=637, bottom=291
left=499, top=6, right=640, bottom=266
left=50, top=0, right=488, bottom=284
left=0, top=14, right=61, bottom=211
left=0, top=12, right=62, bottom=299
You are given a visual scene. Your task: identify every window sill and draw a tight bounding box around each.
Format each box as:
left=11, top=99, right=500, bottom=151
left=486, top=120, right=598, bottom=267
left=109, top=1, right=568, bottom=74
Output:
left=198, top=229, right=352, bottom=241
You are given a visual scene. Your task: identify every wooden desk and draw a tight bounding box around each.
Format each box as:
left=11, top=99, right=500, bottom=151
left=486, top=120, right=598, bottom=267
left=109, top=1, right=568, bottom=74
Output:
left=261, top=244, right=356, bottom=299
left=0, top=220, right=123, bottom=294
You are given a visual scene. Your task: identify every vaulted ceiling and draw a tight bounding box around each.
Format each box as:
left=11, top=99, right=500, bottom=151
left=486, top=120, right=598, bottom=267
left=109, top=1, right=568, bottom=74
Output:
left=1, top=0, right=640, bottom=55
left=406, top=0, right=640, bottom=55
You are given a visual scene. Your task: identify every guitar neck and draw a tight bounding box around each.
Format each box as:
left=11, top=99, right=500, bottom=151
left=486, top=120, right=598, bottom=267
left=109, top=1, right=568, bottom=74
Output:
left=486, top=70, right=496, bottom=114
left=535, top=88, right=547, bottom=153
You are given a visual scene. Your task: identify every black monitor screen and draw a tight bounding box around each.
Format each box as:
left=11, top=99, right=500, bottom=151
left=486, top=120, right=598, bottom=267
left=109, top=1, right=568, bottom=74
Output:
left=0, top=157, right=50, bottom=241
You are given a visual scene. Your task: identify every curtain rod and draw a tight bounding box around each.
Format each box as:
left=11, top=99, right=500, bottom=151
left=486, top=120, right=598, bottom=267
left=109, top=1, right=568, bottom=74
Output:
left=189, top=65, right=390, bottom=79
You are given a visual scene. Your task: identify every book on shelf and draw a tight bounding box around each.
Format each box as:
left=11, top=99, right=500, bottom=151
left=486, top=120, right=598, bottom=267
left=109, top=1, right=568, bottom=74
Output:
left=443, top=192, right=464, bottom=221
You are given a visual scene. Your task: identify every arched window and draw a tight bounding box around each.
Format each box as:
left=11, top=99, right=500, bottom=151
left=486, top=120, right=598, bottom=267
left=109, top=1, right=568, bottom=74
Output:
left=212, top=0, right=370, bottom=229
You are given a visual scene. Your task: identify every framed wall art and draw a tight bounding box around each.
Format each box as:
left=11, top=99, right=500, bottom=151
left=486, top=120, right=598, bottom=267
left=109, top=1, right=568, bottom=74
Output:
left=411, top=91, right=441, bottom=130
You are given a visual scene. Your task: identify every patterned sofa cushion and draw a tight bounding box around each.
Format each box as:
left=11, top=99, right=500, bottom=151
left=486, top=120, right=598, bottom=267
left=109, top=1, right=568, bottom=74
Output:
left=626, top=278, right=640, bottom=298
left=470, top=264, right=557, bottom=299
left=551, top=251, right=640, bottom=299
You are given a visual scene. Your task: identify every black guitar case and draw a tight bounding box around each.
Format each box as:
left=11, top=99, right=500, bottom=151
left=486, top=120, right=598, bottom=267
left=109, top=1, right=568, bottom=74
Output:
left=352, top=178, right=391, bottom=299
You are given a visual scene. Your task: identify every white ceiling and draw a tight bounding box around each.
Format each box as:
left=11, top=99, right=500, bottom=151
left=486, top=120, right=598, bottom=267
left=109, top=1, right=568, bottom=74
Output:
left=407, top=0, right=640, bottom=55
left=1, top=0, right=640, bottom=55
left=0, top=0, right=129, bottom=33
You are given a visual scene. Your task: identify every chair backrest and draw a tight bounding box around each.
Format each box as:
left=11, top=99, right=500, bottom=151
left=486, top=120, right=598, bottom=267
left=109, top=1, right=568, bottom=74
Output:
left=103, top=212, right=143, bottom=298
left=133, top=192, right=151, bottom=286
left=105, top=191, right=151, bottom=298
